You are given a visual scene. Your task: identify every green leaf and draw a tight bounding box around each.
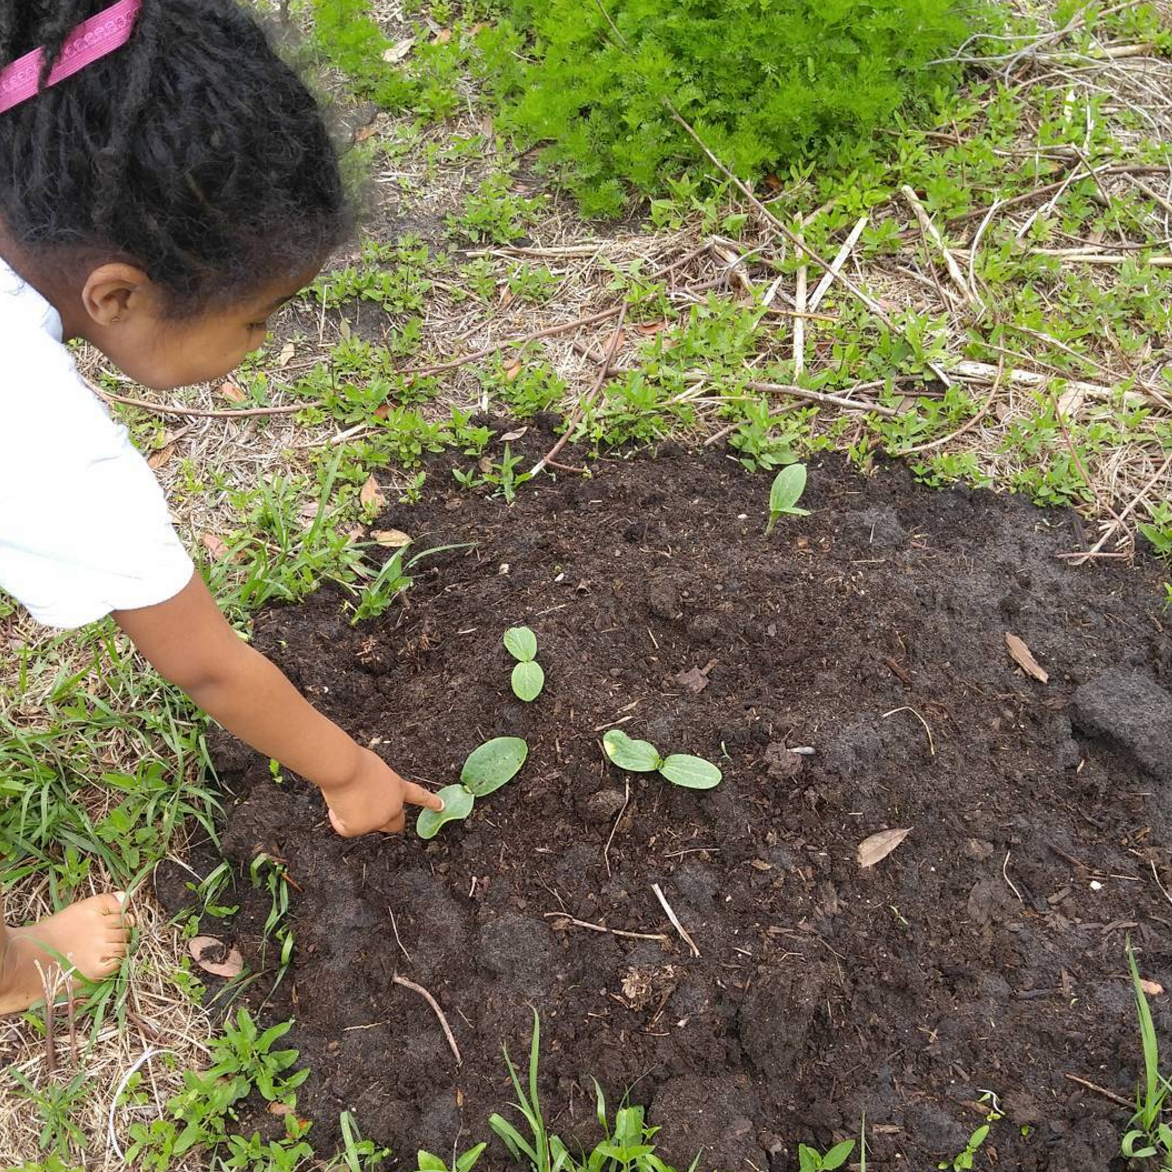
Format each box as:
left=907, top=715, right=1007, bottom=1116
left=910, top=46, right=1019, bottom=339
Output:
left=504, top=626, right=538, bottom=662
left=416, top=785, right=475, bottom=839
left=823, top=1140, right=856, bottom=1170
left=512, top=661, right=545, bottom=702
left=603, top=728, right=663, bottom=772
left=417, top=1154, right=448, bottom=1172
left=770, top=463, right=808, bottom=514
left=456, top=1144, right=488, bottom=1172
left=461, top=737, right=529, bottom=797
left=659, top=754, right=722, bottom=789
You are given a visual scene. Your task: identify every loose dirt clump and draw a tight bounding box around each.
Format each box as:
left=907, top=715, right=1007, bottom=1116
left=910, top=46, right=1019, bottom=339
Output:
left=196, top=437, right=1172, bottom=1171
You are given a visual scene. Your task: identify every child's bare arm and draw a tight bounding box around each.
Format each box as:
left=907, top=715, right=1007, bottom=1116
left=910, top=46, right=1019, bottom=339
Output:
left=113, top=574, right=442, bottom=836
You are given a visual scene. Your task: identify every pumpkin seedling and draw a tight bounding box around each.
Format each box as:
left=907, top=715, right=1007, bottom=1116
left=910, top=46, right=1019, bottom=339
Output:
left=603, top=728, right=722, bottom=789
left=417, top=737, right=529, bottom=839
left=766, top=463, right=810, bottom=534
left=504, top=626, right=545, bottom=702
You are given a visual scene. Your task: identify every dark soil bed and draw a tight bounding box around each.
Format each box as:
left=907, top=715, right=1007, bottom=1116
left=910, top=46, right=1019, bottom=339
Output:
left=193, top=436, right=1172, bottom=1171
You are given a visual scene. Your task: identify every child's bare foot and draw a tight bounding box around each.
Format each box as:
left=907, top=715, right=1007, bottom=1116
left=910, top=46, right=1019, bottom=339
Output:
left=0, top=894, right=130, bottom=1014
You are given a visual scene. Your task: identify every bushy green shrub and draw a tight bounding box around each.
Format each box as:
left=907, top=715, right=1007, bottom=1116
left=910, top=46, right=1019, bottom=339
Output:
left=478, top=0, right=985, bottom=216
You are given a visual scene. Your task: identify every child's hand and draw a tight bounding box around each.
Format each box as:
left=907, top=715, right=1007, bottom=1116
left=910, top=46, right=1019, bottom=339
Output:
left=323, top=749, right=444, bottom=837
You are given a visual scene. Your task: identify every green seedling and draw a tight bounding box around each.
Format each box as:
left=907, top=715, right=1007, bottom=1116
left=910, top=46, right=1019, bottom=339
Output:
left=766, top=463, right=810, bottom=534
left=798, top=1139, right=855, bottom=1172
left=416, top=737, right=529, bottom=839
left=603, top=729, right=722, bottom=790
left=504, top=626, right=545, bottom=702
left=1121, top=942, right=1172, bottom=1162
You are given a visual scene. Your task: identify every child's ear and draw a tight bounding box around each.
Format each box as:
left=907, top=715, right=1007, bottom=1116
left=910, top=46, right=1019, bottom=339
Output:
left=81, top=264, right=153, bottom=327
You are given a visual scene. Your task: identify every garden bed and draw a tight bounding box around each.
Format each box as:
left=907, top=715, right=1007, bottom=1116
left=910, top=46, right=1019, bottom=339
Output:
left=199, top=430, right=1172, bottom=1170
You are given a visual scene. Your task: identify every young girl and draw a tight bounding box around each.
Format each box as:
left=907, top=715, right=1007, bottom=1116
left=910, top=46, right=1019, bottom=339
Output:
left=0, top=0, right=442, bottom=1013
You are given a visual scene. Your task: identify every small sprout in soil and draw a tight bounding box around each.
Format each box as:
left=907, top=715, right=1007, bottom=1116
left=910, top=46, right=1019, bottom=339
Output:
left=416, top=784, right=475, bottom=840
left=798, top=1139, right=855, bottom=1172
left=603, top=728, right=722, bottom=790
left=504, top=626, right=545, bottom=702
left=461, top=736, right=529, bottom=796
left=417, top=737, right=529, bottom=839
left=766, top=463, right=811, bottom=534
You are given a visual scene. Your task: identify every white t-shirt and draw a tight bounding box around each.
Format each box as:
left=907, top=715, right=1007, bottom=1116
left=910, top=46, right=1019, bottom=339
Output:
left=0, top=256, right=193, bottom=629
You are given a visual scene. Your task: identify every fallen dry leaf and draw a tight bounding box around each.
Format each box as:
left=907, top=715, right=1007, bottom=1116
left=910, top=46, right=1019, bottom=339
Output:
left=503, top=357, right=524, bottom=382
left=148, top=443, right=175, bottom=471
left=371, top=529, right=411, bottom=549
left=382, top=36, right=415, bottom=62
left=354, top=123, right=380, bottom=144
left=200, top=533, right=229, bottom=561
left=858, top=827, right=913, bottom=869
left=298, top=500, right=320, bottom=525
left=268, top=1102, right=294, bottom=1117
left=276, top=341, right=297, bottom=368
left=434, top=27, right=452, bottom=43
left=1141, top=979, right=1165, bottom=996
left=675, top=666, right=710, bottom=694
left=188, top=936, right=244, bottom=979
left=499, top=427, right=528, bottom=443
left=1005, top=633, right=1049, bottom=684
left=359, top=475, right=385, bottom=511
left=374, top=403, right=391, bottom=420
left=638, top=320, right=670, bottom=335
left=219, top=380, right=246, bottom=404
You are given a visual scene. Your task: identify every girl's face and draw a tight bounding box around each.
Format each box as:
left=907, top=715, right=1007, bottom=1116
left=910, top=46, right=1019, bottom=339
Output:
left=65, top=263, right=320, bottom=391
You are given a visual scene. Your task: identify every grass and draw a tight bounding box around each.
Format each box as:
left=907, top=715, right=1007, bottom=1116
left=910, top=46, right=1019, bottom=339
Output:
left=3, top=0, right=1172, bottom=1165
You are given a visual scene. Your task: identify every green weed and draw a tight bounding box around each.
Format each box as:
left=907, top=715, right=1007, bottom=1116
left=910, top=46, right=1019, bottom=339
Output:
left=447, top=175, right=546, bottom=244
left=479, top=0, right=985, bottom=215
left=1121, top=944, right=1172, bottom=1164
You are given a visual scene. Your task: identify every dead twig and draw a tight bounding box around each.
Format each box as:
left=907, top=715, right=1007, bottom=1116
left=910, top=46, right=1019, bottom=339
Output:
left=1068, top=447, right=1172, bottom=565
left=603, top=775, right=631, bottom=879
left=93, top=384, right=316, bottom=420
left=393, top=974, right=462, bottom=1066
left=387, top=905, right=411, bottom=963
left=881, top=706, right=936, bottom=757
left=532, top=305, right=627, bottom=475
left=1002, top=850, right=1024, bottom=904
left=808, top=216, right=869, bottom=312
left=901, top=185, right=976, bottom=307
left=1063, top=1073, right=1133, bottom=1110
left=652, top=883, right=701, bottom=958
left=543, top=913, right=668, bottom=942
left=896, top=354, right=1005, bottom=456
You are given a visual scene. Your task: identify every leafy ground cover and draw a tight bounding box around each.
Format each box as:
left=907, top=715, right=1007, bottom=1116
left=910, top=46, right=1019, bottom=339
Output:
left=2, top=0, right=1172, bottom=1168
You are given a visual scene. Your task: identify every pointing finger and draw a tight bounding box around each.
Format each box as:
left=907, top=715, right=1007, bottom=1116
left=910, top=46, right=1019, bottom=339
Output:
left=403, top=781, right=445, bottom=812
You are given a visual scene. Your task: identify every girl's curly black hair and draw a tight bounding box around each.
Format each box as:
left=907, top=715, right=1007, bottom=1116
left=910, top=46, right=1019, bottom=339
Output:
left=0, top=0, right=352, bottom=316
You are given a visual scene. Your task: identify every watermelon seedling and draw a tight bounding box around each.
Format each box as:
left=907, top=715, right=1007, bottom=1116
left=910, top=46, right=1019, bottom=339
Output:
left=417, top=736, right=529, bottom=839
left=602, top=728, right=722, bottom=789
left=504, top=625, right=545, bottom=702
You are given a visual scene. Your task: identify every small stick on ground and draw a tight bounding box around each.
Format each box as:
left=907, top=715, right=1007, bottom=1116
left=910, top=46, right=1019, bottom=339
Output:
left=808, top=215, right=868, bottom=312
left=793, top=216, right=808, bottom=382
left=1063, top=1073, right=1133, bottom=1109
left=393, top=974, right=462, bottom=1067
left=387, top=905, right=411, bottom=963
left=901, top=185, right=976, bottom=307
left=543, top=913, right=668, bottom=942
left=533, top=305, right=627, bottom=476
left=603, top=775, right=631, bottom=879
left=402, top=306, right=624, bottom=381
left=652, top=883, right=701, bottom=958
left=92, top=384, right=318, bottom=420
left=882, top=706, right=936, bottom=757
left=1151, top=861, right=1172, bottom=908
left=1002, top=850, right=1024, bottom=904
left=1068, top=447, right=1172, bottom=565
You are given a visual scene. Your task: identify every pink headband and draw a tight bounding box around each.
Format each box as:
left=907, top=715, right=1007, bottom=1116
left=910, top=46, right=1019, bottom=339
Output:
left=0, top=0, right=144, bottom=117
